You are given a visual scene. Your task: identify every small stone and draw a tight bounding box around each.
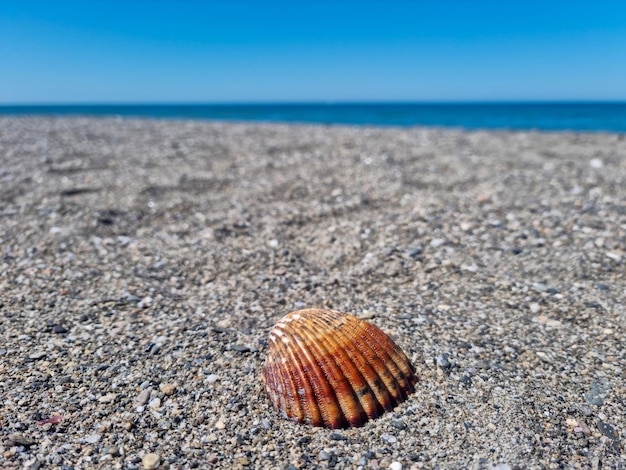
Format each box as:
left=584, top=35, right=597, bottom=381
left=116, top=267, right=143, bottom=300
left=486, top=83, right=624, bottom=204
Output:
left=319, top=451, right=331, bottom=460
left=235, top=457, right=250, bottom=466
left=138, top=296, right=153, bottom=308
left=27, top=351, right=47, bottom=362
left=106, top=446, right=120, bottom=457
left=148, top=397, right=161, bottom=409
left=297, top=436, right=311, bottom=445
left=329, top=432, right=346, bottom=440
left=230, top=344, right=250, bottom=353
left=206, top=374, right=219, bottom=383
left=597, top=421, right=617, bottom=440
left=390, top=420, right=407, bottom=430
left=435, top=354, right=451, bottom=369
left=136, top=388, right=151, bottom=405
left=381, top=432, right=397, bottom=444
left=159, top=383, right=177, bottom=396
left=215, top=419, right=226, bottom=430
left=585, top=379, right=610, bottom=406
left=142, top=453, right=160, bottom=469
left=605, top=251, right=623, bottom=262
left=52, top=325, right=68, bottom=334
left=589, top=158, right=603, bottom=168
left=529, top=303, right=541, bottom=314
left=9, top=435, right=37, bottom=447
left=98, top=392, right=117, bottom=403
left=268, top=239, right=279, bottom=248
left=430, top=238, right=445, bottom=248
left=389, top=462, right=403, bottom=470
left=84, top=433, right=101, bottom=444
left=357, top=311, right=376, bottom=320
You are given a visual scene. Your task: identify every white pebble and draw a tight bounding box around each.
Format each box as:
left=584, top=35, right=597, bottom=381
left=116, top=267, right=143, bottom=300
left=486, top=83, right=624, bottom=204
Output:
left=84, top=433, right=101, bottom=443
left=430, top=238, right=445, bottom=248
left=390, top=462, right=403, bottom=470
left=206, top=374, right=219, bottom=383
left=606, top=251, right=622, bottom=262
left=589, top=158, right=603, bottom=168
left=142, top=453, right=160, bottom=469
left=148, top=397, right=161, bottom=409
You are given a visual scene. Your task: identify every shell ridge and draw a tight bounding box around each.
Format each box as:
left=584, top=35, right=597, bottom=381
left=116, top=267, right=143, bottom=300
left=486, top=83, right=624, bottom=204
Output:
left=298, top=313, right=369, bottom=427
left=359, top=323, right=416, bottom=398
left=337, top=319, right=403, bottom=409
left=294, top=318, right=356, bottom=428
left=315, top=309, right=412, bottom=405
left=270, top=331, right=311, bottom=424
left=266, top=336, right=301, bottom=421
left=282, top=322, right=345, bottom=428
left=274, top=323, right=325, bottom=425
left=305, top=311, right=387, bottom=421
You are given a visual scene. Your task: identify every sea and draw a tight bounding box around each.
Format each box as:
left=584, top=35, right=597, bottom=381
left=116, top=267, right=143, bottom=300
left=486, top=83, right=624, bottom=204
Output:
left=1, top=102, right=626, bottom=133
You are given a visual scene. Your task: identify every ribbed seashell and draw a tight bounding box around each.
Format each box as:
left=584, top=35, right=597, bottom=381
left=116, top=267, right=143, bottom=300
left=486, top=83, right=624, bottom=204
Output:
left=262, top=308, right=417, bottom=428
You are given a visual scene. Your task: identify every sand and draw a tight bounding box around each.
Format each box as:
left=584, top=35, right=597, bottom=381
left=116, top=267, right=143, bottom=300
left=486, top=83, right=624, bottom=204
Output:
left=0, top=117, right=624, bottom=469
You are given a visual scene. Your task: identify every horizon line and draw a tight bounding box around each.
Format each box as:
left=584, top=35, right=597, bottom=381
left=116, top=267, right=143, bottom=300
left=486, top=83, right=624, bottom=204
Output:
left=2, top=99, right=626, bottom=107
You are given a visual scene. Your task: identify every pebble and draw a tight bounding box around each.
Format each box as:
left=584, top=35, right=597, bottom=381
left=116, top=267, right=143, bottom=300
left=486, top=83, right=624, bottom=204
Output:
left=206, top=374, right=219, bottom=383
left=136, top=388, right=151, bottom=405
left=142, top=453, right=160, bottom=469
left=235, top=456, right=250, bottom=466
left=27, top=351, right=47, bottom=361
left=430, top=238, right=445, bottom=248
left=319, top=451, right=331, bottom=460
left=435, top=354, right=451, bottom=369
left=389, top=462, right=403, bottom=470
left=381, top=432, right=397, bottom=444
left=159, top=383, right=177, bottom=395
left=585, top=379, right=610, bottom=406
left=148, top=397, right=161, bottom=409
left=605, top=251, right=622, bottom=262
left=390, top=420, right=407, bottom=430
left=84, top=433, right=101, bottom=444
left=138, top=296, right=153, bottom=309
left=9, top=435, right=37, bottom=447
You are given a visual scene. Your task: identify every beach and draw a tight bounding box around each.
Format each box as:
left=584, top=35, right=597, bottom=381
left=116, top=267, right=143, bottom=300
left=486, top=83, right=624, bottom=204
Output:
left=0, top=117, right=624, bottom=468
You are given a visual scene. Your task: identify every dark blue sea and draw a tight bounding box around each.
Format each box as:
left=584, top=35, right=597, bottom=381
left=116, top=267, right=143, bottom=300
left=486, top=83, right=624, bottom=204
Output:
left=1, top=103, right=626, bottom=133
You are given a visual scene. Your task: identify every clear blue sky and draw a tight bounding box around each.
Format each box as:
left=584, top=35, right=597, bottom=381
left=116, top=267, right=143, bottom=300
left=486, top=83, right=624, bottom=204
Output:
left=2, top=1, right=626, bottom=104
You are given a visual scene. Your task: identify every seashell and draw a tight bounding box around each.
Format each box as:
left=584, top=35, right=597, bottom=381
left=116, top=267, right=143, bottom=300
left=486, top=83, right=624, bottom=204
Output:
left=262, top=308, right=417, bottom=428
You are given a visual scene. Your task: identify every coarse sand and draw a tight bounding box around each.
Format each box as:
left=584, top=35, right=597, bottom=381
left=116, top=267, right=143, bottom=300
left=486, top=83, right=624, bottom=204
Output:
left=0, top=117, right=624, bottom=469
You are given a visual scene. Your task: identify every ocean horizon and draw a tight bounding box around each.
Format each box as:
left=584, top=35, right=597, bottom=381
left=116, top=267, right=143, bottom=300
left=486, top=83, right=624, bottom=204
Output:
left=2, top=102, right=626, bottom=133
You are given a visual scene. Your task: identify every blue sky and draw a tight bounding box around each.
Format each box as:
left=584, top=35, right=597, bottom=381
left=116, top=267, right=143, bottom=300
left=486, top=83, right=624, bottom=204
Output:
left=1, top=1, right=626, bottom=103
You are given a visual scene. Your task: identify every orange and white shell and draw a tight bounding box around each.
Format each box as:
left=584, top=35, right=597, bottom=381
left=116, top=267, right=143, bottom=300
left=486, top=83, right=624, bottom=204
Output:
left=261, top=308, right=417, bottom=428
